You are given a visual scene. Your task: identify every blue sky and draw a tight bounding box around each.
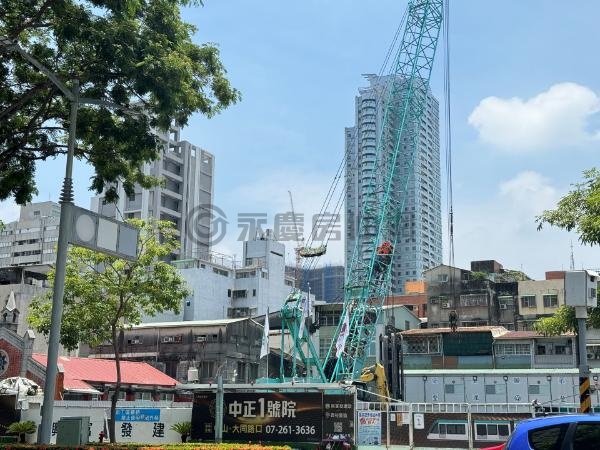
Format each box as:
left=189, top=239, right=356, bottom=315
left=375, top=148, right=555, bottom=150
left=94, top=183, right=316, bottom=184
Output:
left=2, top=0, right=599, bottom=278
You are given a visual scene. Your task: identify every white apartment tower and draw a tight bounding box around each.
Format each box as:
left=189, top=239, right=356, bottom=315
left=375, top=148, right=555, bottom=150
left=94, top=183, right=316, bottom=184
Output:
left=0, top=201, right=61, bottom=267
left=345, top=75, right=443, bottom=294
left=91, top=127, right=214, bottom=260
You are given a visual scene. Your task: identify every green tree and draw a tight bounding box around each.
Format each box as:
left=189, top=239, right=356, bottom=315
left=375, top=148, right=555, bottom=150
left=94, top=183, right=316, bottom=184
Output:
left=28, top=219, right=191, bottom=443
left=0, top=0, right=240, bottom=204
left=536, top=168, right=600, bottom=246
left=535, top=168, right=600, bottom=335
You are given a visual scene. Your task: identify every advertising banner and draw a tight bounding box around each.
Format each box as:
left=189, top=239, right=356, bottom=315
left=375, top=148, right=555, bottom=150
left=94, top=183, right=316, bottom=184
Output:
left=192, top=392, right=323, bottom=443
left=322, top=394, right=354, bottom=441
left=357, top=411, right=382, bottom=445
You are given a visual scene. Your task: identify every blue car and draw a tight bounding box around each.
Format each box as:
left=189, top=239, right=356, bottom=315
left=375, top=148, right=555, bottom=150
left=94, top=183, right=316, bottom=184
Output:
left=500, top=414, right=600, bottom=450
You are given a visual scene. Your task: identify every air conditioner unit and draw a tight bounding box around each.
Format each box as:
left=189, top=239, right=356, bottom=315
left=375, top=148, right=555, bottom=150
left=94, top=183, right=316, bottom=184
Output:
left=161, top=336, right=174, bottom=343
left=129, top=338, right=141, bottom=345
left=500, top=304, right=508, bottom=310
left=195, top=336, right=207, bottom=343
left=442, top=302, right=451, bottom=308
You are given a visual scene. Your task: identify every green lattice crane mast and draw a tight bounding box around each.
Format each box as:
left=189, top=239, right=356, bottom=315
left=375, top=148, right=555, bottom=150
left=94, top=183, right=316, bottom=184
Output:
left=323, top=0, right=444, bottom=382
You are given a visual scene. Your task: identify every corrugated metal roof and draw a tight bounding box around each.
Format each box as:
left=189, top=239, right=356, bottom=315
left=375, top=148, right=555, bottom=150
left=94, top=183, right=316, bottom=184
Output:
left=495, top=331, right=575, bottom=340
left=402, top=326, right=509, bottom=338
left=32, top=353, right=178, bottom=390
left=132, top=318, right=245, bottom=329
left=405, top=368, right=600, bottom=375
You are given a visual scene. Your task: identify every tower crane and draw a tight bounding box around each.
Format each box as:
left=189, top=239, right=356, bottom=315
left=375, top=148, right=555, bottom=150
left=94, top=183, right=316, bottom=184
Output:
left=277, top=0, right=444, bottom=387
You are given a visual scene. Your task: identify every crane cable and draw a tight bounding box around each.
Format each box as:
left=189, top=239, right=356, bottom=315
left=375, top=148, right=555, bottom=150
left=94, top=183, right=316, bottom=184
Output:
left=443, top=0, right=457, bottom=316
left=299, top=8, right=410, bottom=276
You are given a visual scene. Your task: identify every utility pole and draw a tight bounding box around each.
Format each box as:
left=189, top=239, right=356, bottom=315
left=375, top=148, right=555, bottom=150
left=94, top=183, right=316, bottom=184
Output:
left=565, top=270, right=599, bottom=414
left=0, top=37, right=141, bottom=444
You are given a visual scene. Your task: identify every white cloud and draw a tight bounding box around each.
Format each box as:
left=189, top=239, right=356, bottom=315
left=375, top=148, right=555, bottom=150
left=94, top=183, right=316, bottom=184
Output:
left=449, top=171, right=599, bottom=279
left=468, top=82, right=600, bottom=151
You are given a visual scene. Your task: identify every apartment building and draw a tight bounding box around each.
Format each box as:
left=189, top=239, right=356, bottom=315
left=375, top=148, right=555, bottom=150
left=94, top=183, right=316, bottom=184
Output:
left=0, top=202, right=60, bottom=267
left=151, top=231, right=297, bottom=323
left=92, top=126, right=214, bottom=260
left=345, top=74, right=442, bottom=294
left=517, top=273, right=566, bottom=330
left=425, top=261, right=528, bottom=330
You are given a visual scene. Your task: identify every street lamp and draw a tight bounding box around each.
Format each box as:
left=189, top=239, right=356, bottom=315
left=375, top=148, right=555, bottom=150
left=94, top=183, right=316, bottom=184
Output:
left=503, top=375, right=509, bottom=405
left=1, top=37, right=140, bottom=444
left=547, top=375, right=552, bottom=409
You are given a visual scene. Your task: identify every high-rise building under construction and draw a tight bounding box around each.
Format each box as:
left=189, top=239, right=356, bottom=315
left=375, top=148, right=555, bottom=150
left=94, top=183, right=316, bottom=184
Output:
left=345, top=74, right=442, bottom=294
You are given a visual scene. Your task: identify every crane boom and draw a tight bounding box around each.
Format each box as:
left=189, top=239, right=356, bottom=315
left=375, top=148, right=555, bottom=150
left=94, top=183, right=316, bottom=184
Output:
left=324, top=0, right=444, bottom=381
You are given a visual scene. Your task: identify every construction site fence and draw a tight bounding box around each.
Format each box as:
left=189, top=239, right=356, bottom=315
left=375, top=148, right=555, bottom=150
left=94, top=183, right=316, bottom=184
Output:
left=354, top=401, right=588, bottom=449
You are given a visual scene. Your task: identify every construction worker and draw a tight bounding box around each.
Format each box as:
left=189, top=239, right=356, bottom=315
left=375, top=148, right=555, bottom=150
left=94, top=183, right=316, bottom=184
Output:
left=373, top=241, right=393, bottom=280
left=449, top=310, right=458, bottom=332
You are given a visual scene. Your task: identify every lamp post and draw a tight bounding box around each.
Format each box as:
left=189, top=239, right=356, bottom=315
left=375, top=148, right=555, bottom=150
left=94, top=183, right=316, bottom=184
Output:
left=547, top=375, right=552, bottom=410
left=0, top=38, right=140, bottom=444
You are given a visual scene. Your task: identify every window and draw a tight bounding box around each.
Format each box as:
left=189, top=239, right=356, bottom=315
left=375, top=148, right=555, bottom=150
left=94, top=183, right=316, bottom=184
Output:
left=128, top=193, right=136, bottom=202
left=235, top=270, right=256, bottom=279
left=33, top=210, right=40, bottom=216
left=498, top=296, right=514, bottom=310
left=537, top=345, right=546, bottom=355
left=543, top=294, right=559, bottom=308
left=555, top=345, right=567, bottom=355
left=459, top=294, right=487, bottom=307
left=521, top=295, right=536, bottom=308
left=213, top=267, right=229, bottom=277
left=528, top=384, right=540, bottom=395
left=485, top=384, right=496, bottom=395
left=495, top=343, right=531, bottom=355
left=253, top=289, right=256, bottom=297
left=574, top=422, right=600, bottom=447
left=528, top=424, right=568, bottom=450
left=232, top=289, right=247, bottom=299
left=475, top=422, right=511, bottom=441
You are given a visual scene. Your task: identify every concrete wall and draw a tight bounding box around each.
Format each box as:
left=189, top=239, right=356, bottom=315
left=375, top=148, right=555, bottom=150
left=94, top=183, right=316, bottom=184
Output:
left=404, top=371, right=588, bottom=405
left=21, top=401, right=192, bottom=444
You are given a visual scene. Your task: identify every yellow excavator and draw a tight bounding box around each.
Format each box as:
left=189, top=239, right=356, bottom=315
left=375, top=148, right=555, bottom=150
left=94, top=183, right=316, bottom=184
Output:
left=354, top=363, right=390, bottom=402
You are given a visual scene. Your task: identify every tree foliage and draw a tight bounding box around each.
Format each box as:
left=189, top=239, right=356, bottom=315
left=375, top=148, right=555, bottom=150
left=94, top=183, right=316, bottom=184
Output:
left=28, top=218, right=191, bottom=442
left=534, top=305, right=600, bottom=335
left=0, top=0, right=240, bottom=204
left=536, top=168, right=600, bottom=245
left=534, top=168, right=600, bottom=335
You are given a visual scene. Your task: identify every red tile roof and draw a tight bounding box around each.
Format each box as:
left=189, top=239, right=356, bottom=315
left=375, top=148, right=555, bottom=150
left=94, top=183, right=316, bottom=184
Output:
left=32, top=354, right=177, bottom=392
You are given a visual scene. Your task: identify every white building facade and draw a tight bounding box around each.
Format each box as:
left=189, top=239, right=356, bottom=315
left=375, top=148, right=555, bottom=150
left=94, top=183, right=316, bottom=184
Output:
left=91, top=126, right=214, bottom=260
left=150, top=232, right=296, bottom=323
left=0, top=202, right=60, bottom=267
left=345, top=75, right=442, bottom=294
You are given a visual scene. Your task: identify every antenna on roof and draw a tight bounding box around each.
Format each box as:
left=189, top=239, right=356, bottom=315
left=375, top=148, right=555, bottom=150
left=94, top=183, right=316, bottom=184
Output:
left=570, top=240, right=575, bottom=271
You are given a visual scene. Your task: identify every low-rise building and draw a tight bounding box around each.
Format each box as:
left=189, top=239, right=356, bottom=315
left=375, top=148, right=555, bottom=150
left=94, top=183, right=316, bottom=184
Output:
left=516, top=275, right=565, bottom=330
left=163, top=231, right=296, bottom=322
left=82, top=318, right=264, bottom=385
left=493, top=331, right=576, bottom=370
left=401, top=326, right=508, bottom=370
left=385, top=280, right=428, bottom=318
left=425, top=261, right=528, bottom=330
left=0, top=324, right=177, bottom=401
left=314, top=302, right=420, bottom=366
left=0, top=265, right=54, bottom=353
